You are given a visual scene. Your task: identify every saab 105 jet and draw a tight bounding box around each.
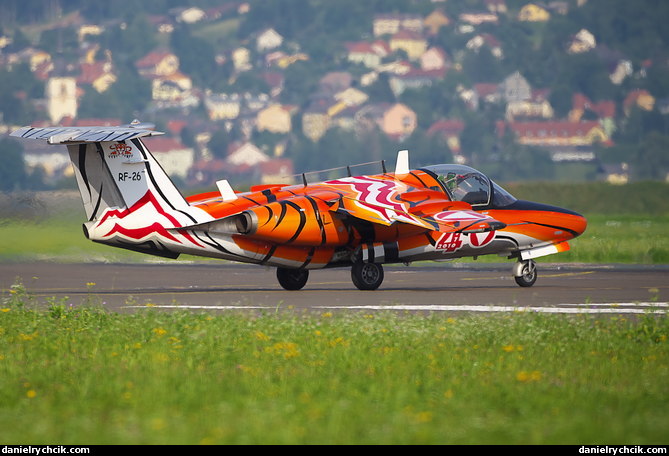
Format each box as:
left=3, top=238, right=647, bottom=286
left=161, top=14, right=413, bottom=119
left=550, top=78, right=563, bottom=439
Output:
left=11, top=122, right=587, bottom=290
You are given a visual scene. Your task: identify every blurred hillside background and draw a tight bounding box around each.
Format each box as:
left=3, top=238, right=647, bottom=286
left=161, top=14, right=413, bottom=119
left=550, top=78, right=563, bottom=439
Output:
left=1, top=0, right=669, bottom=192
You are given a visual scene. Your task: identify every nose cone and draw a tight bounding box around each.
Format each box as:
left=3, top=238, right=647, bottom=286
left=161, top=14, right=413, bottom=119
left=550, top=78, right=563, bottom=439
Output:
left=506, top=200, right=587, bottom=239
left=568, top=212, right=588, bottom=239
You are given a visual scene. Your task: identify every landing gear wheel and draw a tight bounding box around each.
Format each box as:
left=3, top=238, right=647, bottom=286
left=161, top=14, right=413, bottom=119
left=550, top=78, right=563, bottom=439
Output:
left=276, top=268, right=309, bottom=290
left=351, top=263, right=384, bottom=290
left=513, top=259, right=537, bottom=287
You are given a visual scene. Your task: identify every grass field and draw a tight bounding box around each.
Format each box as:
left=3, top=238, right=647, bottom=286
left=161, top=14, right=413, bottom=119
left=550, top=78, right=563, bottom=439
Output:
left=1, top=290, right=668, bottom=445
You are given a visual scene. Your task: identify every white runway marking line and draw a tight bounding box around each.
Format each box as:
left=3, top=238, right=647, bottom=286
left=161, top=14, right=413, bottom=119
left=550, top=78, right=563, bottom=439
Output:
left=124, top=302, right=669, bottom=314
left=316, top=303, right=669, bottom=314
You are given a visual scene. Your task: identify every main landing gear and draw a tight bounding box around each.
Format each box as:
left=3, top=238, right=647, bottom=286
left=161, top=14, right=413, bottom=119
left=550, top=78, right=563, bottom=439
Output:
left=351, top=262, right=384, bottom=291
left=512, top=259, right=537, bottom=287
left=276, top=267, right=309, bottom=290
left=276, top=263, right=385, bottom=291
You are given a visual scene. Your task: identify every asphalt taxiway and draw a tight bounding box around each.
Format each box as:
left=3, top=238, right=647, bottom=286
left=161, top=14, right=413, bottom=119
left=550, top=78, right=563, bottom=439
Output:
left=1, top=262, right=666, bottom=315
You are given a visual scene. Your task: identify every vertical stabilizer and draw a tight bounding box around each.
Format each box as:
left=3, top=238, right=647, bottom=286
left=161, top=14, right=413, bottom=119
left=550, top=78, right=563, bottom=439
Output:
left=11, top=124, right=213, bottom=257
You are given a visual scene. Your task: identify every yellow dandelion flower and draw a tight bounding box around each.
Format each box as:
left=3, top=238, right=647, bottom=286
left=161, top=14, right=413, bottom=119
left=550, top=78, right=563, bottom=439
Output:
left=1, top=308, right=10, bottom=312
left=255, top=331, right=270, bottom=341
left=321, top=312, right=333, bottom=318
left=414, top=411, right=433, bottom=423
left=150, top=418, right=166, bottom=431
left=153, top=327, right=167, bottom=336
left=516, top=370, right=542, bottom=382
left=26, top=390, right=37, bottom=398
left=502, top=344, right=515, bottom=352
left=329, top=337, right=349, bottom=347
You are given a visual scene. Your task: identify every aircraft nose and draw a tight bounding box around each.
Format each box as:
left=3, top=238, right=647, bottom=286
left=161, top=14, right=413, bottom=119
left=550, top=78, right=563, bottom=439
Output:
left=569, top=212, right=588, bottom=238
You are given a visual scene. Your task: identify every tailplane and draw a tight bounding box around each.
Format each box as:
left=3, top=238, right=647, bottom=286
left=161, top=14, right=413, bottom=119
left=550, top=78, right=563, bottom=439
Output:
left=11, top=122, right=212, bottom=257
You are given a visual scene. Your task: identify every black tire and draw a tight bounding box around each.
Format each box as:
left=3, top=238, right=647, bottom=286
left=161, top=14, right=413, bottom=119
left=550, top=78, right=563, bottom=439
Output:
left=351, top=263, right=384, bottom=290
left=514, top=260, right=537, bottom=287
left=276, top=268, right=309, bottom=290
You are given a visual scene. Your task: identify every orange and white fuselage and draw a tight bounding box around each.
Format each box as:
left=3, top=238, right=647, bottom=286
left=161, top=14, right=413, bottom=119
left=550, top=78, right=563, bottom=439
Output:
left=11, top=124, right=586, bottom=290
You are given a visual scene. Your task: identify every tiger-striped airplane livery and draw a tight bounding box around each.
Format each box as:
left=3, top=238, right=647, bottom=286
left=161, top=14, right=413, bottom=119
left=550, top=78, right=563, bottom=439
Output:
left=11, top=122, right=587, bottom=290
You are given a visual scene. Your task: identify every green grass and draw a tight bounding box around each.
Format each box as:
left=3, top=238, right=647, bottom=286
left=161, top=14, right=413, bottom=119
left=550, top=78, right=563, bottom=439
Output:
left=1, top=288, right=668, bottom=444
left=560, top=215, right=669, bottom=264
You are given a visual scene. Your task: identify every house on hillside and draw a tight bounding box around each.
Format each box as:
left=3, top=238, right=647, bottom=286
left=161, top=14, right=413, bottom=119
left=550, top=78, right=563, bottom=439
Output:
left=142, top=136, right=194, bottom=179
left=345, top=42, right=380, bottom=69
left=373, top=13, right=424, bottom=37
left=302, top=98, right=333, bottom=142
left=256, top=104, right=294, bottom=134
left=569, top=93, right=615, bottom=123
left=459, top=11, right=499, bottom=25
left=256, top=28, right=284, bottom=53
left=505, top=89, right=554, bottom=121
left=624, top=89, right=655, bottom=115
left=389, top=30, right=428, bottom=61
left=77, top=50, right=116, bottom=93
left=46, top=76, right=77, bottom=124
left=204, top=92, right=241, bottom=121
left=518, top=3, right=551, bottom=22
left=484, top=0, right=508, bottom=13
left=420, top=46, right=450, bottom=71
left=135, top=50, right=179, bottom=78
left=150, top=71, right=196, bottom=108
left=231, top=47, right=252, bottom=72
left=500, top=72, right=532, bottom=103
left=466, top=33, right=503, bottom=59
left=505, top=120, right=611, bottom=149
left=423, top=9, right=451, bottom=35
left=334, top=87, right=369, bottom=107
left=389, top=68, right=446, bottom=97
left=226, top=142, right=269, bottom=168
left=356, top=103, right=417, bottom=140
left=567, top=29, right=596, bottom=54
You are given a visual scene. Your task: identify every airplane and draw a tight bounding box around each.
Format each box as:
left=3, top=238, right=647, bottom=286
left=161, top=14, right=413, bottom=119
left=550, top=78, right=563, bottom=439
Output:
left=11, top=121, right=587, bottom=291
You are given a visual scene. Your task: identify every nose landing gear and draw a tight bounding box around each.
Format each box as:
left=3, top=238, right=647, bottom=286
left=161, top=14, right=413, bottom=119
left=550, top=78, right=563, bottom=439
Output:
left=513, top=259, right=537, bottom=287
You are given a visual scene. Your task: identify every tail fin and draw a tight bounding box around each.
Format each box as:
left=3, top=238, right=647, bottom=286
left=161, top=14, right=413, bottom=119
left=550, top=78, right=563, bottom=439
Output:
left=11, top=123, right=212, bottom=257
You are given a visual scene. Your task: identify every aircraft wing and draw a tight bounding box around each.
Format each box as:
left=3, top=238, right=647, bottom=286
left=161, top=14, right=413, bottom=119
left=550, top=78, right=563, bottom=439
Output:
left=321, top=176, right=505, bottom=234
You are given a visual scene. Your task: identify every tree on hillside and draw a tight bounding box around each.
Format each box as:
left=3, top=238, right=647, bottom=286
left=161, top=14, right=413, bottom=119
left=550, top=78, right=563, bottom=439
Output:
left=0, top=138, right=27, bottom=191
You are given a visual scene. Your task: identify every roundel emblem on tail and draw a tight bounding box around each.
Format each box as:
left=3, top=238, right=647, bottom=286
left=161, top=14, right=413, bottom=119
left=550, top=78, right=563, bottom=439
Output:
left=469, top=231, right=496, bottom=247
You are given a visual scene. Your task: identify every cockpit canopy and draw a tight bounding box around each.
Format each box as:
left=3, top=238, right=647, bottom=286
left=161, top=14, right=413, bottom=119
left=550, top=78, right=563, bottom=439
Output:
left=422, top=164, right=517, bottom=208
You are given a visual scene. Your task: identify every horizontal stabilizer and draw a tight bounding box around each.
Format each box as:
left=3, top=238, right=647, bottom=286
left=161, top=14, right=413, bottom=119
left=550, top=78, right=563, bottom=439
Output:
left=10, top=125, right=164, bottom=145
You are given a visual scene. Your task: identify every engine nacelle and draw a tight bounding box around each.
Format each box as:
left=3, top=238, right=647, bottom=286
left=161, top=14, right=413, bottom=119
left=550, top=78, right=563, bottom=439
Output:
left=209, top=196, right=350, bottom=247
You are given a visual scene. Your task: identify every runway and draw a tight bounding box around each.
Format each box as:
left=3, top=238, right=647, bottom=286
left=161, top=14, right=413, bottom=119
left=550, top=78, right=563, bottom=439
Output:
left=1, top=261, right=667, bottom=315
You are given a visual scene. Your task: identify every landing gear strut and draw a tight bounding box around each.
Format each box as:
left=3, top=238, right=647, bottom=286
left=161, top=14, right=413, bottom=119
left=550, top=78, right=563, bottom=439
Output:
left=276, top=267, right=309, bottom=290
left=351, top=262, right=384, bottom=290
left=513, top=259, right=537, bottom=287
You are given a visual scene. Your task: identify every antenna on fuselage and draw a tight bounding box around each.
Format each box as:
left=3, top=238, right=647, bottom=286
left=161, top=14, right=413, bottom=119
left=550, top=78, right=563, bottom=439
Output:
left=394, top=150, right=409, bottom=176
